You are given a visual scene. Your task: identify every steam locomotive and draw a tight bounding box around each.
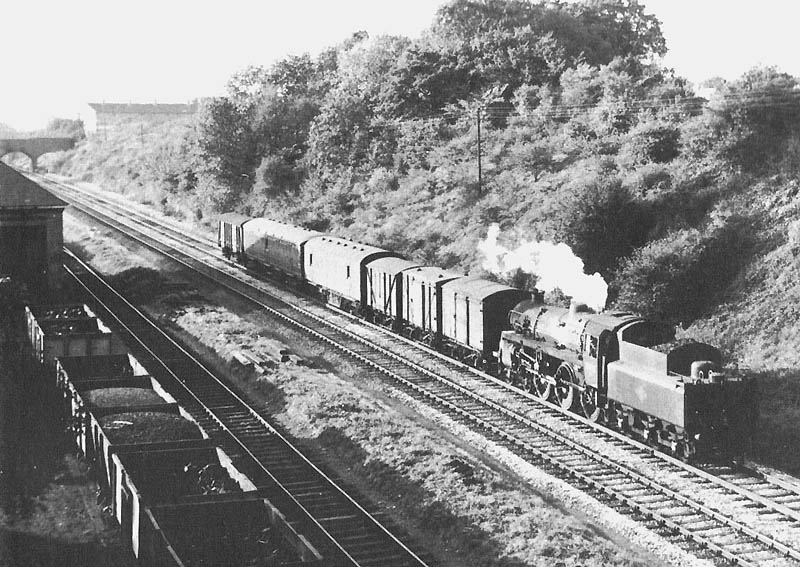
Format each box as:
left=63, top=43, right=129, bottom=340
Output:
left=218, top=213, right=757, bottom=458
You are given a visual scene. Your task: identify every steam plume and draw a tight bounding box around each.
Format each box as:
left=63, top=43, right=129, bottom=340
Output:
left=478, top=224, right=608, bottom=311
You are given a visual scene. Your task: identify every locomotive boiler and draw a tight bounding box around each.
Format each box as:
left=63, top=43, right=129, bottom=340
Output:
left=497, top=300, right=757, bottom=458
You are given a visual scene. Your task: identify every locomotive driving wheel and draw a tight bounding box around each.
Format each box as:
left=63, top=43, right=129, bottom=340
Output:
left=580, top=386, right=601, bottom=422
left=554, top=363, right=577, bottom=410
left=531, top=371, right=552, bottom=400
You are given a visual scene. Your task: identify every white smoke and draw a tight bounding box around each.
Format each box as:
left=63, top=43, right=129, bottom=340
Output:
left=478, top=224, right=608, bottom=311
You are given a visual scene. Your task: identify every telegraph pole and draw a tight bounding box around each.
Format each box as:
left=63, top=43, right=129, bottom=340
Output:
left=477, top=107, right=482, bottom=194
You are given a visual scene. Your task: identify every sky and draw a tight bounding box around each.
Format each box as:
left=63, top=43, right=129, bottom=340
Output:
left=1, top=0, right=798, bottom=131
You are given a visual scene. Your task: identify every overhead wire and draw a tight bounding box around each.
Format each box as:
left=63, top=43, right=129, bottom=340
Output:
left=326, top=83, right=800, bottom=137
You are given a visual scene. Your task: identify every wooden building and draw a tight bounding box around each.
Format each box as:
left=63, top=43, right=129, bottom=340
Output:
left=0, top=163, right=67, bottom=294
left=87, top=102, right=199, bottom=133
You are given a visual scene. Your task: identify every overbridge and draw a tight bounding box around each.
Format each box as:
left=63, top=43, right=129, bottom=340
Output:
left=0, top=137, right=75, bottom=171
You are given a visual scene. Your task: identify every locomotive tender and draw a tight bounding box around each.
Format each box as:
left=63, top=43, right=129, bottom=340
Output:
left=218, top=214, right=756, bottom=458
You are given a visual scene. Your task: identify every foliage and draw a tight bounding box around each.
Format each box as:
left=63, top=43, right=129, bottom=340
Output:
left=306, top=35, right=408, bottom=184
left=109, top=267, right=169, bottom=303
left=388, top=0, right=666, bottom=119
left=557, top=174, right=651, bottom=278
left=704, top=67, right=800, bottom=172
left=250, top=88, right=320, bottom=195
left=44, top=1, right=800, bottom=362
left=44, top=118, right=86, bottom=141
left=195, top=97, right=258, bottom=209
left=612, top=215, right=753, bottom=324
left=564, top=0, right=667, bottom=62
left=618, top=119, right=681, bottom=166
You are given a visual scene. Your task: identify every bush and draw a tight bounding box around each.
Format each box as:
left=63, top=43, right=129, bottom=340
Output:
left=618, top=121, right=681, bottom=167
left=558, top=176, right=651, bottom=278
left=611, top=215, right=753, bottom=324
left=622, top=163, right=672, bottom=195
left=109, top=267, right=169, bottom=303
left=705, top=67, right=800, bottom=173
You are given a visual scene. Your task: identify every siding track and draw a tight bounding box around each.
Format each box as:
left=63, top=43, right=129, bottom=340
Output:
left=62, top=250, right=435, bottom=567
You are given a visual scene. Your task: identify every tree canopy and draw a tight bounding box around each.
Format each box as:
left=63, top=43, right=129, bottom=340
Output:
left=176, top=0, right=800, bottom=322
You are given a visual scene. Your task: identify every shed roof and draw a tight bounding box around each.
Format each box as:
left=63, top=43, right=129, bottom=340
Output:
left=0, top=163, right=67, bottom=209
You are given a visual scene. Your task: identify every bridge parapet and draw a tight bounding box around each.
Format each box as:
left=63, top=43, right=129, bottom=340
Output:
left=0, top=137, right=76, bottom=171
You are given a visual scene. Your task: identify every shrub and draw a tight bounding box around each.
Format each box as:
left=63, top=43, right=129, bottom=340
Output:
left=622, top=163, right=672, bottom=196
left=618, top=121, right=681, bottom=167
left=612, top=215, right=753, bottom=324
left=558, top=176, right=651, bottom=278
left=109, top=267, right=169, bottom=304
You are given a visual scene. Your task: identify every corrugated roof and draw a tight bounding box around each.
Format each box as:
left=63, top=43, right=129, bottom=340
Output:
left=0, top=163, right=67, bottom=208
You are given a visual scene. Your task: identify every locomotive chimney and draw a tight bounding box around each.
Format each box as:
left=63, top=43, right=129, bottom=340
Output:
left=569, top=300, right=591, bottom=317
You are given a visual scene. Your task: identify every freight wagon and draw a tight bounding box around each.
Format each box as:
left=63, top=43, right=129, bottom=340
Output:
left=26, top=304, right=125, bottom=367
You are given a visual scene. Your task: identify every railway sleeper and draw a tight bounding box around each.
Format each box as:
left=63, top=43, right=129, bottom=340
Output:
left=678, top=518, right=720, bottom=532
left=686, top=526, right=733, bottom=542
left=657, top=506, right=701, bottom=519
left=568, top=463, right=610, bottom=475
left=594, top=472, right=632, bottom=483
left=635, top=495, right=675, bottom=508
left=753, top=487, right=794, bottom=498
left=284, top=483, right=328, bottom=496
left=773, top=494, right=800, bottom=505
left=709, top=535, right=759, bottom=550
left=617, top=487, right=657, bottom=499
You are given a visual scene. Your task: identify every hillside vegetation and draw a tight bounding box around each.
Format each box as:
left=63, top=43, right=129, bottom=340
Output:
left=44, top=1, right=800, bottom=401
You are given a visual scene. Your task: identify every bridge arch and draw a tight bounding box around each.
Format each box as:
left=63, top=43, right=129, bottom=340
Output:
left=0, top=150, right=37, bottom=171
left=0, top=137, right=75, bottom=172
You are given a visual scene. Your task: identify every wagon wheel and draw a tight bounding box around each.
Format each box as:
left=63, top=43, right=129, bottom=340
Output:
left=531, top=371, right=552, bottom=401
left=580, top=386, right=601, bottom=422
left=554, top=363, right=577, bottom=410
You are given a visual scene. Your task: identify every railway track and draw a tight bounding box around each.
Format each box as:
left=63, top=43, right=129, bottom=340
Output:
left=62, top=250, right=434, bottom=567
left=41, top=173, right=800, bottom=566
